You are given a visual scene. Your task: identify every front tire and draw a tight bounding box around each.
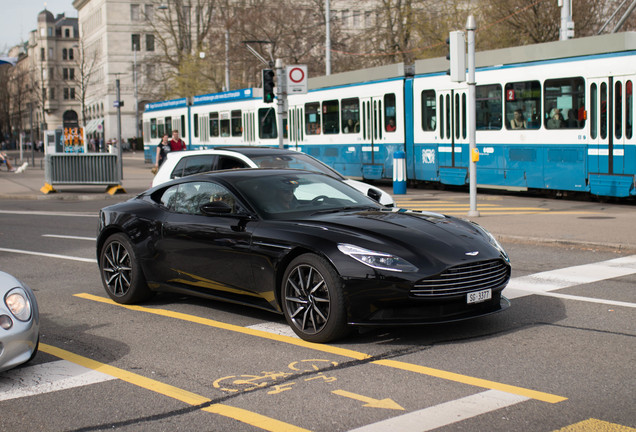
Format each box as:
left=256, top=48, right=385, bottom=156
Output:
left=99, top=233, right=152, bottom=304
left=282, top=254, right=349, bottom=343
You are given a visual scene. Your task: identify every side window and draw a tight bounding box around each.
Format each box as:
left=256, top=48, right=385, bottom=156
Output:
left=384, top=93, right=396, bottom=132
left=476, top=84, right=502, bottom=130
left=172, top=182, right=239, bottom=215
left=322, top=100, right=340, bottom=134
left=150, top=118, right=157, bottom=139
left=165, top=117, right=172, bottom=133
left=505, top=81, right=541, bottom=130
left=258, top=107, right=277, bottom=139
left=193, top=114, right=199, bottom=138
left=182, top=155, right=217, bottom=176
left=544, top=77, right=585, bottom=130
left=341, top=98, right=360, bottom=133
left=217, top=156, right=248, bottom=170
left=231, top=110, right=242, bottom=137
left=421, top=90, right=436, bottom=131
left=627, top=80, right=633, bottom=139
left=305, top=102, right=321, bottom=135
left=210, top=112, right=219, bottom=137
left=160, top=184, right=180, bottom=209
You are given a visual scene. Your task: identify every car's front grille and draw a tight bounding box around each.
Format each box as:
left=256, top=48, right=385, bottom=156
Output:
left=411, top=259, right=510, bottom=297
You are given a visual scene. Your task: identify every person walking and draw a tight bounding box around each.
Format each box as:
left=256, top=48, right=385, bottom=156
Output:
left=169, top=130, right=186, bottom=151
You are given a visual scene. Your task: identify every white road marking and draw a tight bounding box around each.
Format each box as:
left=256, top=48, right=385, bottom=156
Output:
left=347, top=390, right=529, bottom=432
left=247, top=322, right=298, bottom=338
left=0, top=210, right=96, bottom=218
left=43, top=234, right=96, bottom=241
left=0, top=360, right=116, bottom=401
left=505, top=255, right=636, bottom=308
left=0, top=247, right=97, bottom=263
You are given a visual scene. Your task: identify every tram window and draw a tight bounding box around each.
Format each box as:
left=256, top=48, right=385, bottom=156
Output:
left=341, top=98, right=360, bottom=133
left=150, top=118, right=157, bottom=139
left=627, top=81, right=633, bottom=139
left=193, top=114, right=199, bottom=138
left=601, top=82, right=608, bottom=139
left=158, top=122, right=165, bottom=138
left=590, top=83, right=598, bottom=139
left=544, top=77, right=585, bottom=130
left=283, top=118, right=288, bottom=139
left=165, top=117, right=172, bottom=134
left=421, top=90, right=436, bottom=132
left=439, top=95, right=444, bottom=138
left=461, top=93, right=467, bottom=139
left=209, top=112, right=219, bottom=137
left=476, top=84, right=502, bottom=130
left=220, top=118, right=230, bottom=137
left=305, top=102, right=321, bottom=135
left=322, top=100, right=340, bottom=134
left=180, top=115, right=186, bottom=136
left=259, top=107, right=277, bottom=139
left=384, top=94, right=396, bottom=132
left=231, top=110, right=242, bottom=137
left=445, top=94, right=451, bottom=138
left=504, top=81, right=540, bottom=130
left=454, top=93, right=460, bottom=139
left=616, top=81, right=623, bottom=139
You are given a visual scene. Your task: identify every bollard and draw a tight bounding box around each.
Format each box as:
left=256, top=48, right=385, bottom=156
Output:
left=393, top=150, right=407, bottom=195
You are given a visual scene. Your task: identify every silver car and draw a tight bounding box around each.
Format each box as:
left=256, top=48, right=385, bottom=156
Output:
left=151, top=147, right=395, bottom=207
left=0, top=271, right=39, bottom=372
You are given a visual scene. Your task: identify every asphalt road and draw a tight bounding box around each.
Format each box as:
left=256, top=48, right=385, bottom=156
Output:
left=0, top=197, right=634, bottom=432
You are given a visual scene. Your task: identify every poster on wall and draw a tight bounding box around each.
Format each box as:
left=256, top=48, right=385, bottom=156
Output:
left=63, top=127, right=86, bottom=153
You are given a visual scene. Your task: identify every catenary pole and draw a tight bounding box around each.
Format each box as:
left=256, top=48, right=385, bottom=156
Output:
left=467, top=15, right=479, bottom=217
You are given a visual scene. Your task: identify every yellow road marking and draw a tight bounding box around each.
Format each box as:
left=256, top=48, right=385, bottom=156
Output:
left=76, top=293, right=567, bottom=404
left=553, top=418, right=636, bottom=431
left=332, top=389, right=405, bottom=410
left=39, top=343, right=310, bottom=432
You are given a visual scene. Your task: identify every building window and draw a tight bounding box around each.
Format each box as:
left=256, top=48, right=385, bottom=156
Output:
left=146, top=34, right=154, bottom=51
left=132, top=34, right=140, bottom=51
left=48, top=48, right=54, bottom=60
left=62, top=49, right=67, bottom=60
left=64, top=88, right=69, bottom=99
left=65, top=29, right=70, bottom=37
left=50, top=88, right=55, bottom=100
left=69, top=68, right=74, bottom=80
left=63, top=68, right=68, bottom=80
left=41, top=48, right=45, bottom=61
left=69, top=48, right=74, bottom=60
left=70, top=88, right=75, bottom=99
left=131, top=4, right=140, bottom=21
left=48, top=27, right=53, bottom=37
left=49, top=67, right=55, bottom=79
left=144, top=4, right=154, bottom=21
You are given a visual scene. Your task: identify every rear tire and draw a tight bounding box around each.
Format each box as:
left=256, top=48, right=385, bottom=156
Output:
left=99, top=233, right=152, bottom=304
left=281, top=254, right=349, bottom=343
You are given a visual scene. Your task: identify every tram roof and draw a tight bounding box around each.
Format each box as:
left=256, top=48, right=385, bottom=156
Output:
left=308, top=32, right=636, bottom=90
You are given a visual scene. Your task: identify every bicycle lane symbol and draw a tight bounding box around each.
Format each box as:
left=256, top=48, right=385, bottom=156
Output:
left=213, top=359, right=339, bottom=395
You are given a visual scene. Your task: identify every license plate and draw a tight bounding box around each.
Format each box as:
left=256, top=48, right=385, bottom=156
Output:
left=467, top=288, right=492, bottom=304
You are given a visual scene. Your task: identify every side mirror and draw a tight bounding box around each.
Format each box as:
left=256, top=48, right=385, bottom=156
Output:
left=367, top=188, right=382, bottom=203
left=200, top=201, right=232, bottom=215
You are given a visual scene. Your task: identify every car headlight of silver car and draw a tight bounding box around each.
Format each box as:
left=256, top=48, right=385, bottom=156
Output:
left=338, top=244, right=418, bottom=272
left=5, top=288, right=32, bottom=322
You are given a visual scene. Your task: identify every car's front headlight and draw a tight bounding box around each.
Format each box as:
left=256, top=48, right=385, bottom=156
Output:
left=338, top=244, right=418, bottom=272
left=5, top=288, right=32, bottom=322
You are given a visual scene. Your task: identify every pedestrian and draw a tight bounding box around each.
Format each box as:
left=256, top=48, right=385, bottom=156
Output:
left=155, top=133, right=171, bottom=172
left=169, top=130, right=186, bottom=151
left=0, top=152, right=27, bottom=173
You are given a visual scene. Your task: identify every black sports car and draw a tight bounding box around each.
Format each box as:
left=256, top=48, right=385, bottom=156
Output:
left=97, top=169, right=511, bottom=343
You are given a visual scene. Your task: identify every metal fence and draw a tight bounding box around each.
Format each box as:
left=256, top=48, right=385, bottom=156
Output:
left=45, top=154, right=120, bottom=185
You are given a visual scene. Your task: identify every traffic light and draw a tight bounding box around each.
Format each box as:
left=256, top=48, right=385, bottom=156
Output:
left=446, top=31, right=466, bottom=83
left=262, top=69, right=275, bottom=103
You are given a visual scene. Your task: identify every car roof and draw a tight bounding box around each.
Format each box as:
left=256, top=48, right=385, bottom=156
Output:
left=211, top=146, right=299, bottom=156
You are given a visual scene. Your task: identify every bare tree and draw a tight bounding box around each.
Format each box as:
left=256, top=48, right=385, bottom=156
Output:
left=72, top=38, right=99, bottom=129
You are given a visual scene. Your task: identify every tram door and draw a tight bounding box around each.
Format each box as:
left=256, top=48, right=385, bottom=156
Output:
left=437, top=89, right=468, bottom=171
left=360, top=96, right=383, bottom=176
left=588, top=76, right=633, bottom=175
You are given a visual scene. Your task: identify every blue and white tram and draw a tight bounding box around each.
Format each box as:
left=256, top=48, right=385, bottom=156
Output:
left=287, top=67, right=405, bottom=179
left=410, top=32, right=636, bottom=197
left=142, top=98, right=190, bottom=163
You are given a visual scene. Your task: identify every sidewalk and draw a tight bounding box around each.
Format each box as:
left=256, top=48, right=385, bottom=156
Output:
left=1, top=150, right=635, bottom=252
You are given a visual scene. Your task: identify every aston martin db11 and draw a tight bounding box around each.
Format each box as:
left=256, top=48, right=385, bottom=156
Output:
left=97, top=169, right=510, bottom=342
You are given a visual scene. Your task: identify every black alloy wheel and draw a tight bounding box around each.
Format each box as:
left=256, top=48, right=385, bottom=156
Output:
left=282, top=254, right=348, bottom=343
left=99, top=233, right=151, bottom=304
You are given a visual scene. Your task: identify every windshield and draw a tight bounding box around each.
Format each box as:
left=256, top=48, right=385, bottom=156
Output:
left=234, top=172, right=380, bottom=219
left=249, top=153, right=343, bottom=179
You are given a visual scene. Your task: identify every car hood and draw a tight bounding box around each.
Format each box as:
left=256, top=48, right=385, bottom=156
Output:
left=298, top=208, right=504, bottom=268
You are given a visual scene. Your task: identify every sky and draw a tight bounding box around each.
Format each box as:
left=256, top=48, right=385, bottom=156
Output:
left=1, top=0, right=77, bottom=53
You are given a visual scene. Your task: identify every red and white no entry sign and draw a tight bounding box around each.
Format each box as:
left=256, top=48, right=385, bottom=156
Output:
left=289, top=67, right=305, bottom=83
